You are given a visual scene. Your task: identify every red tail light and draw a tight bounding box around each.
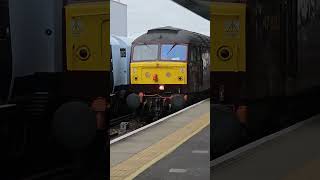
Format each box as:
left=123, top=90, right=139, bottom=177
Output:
left=153, top=74, right=158, bottom=82
left=138, top=92, right=144, bottom=103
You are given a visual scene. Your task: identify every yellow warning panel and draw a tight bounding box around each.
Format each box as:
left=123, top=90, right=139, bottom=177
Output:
left=130, top=62, right=187, bottom=85
left=65, top=1, right=109, bottom=71
left=211, top=2, right=246, bottom=72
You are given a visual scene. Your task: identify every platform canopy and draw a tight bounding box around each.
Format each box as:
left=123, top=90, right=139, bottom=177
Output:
left=171, top=0, right=211, bottom=20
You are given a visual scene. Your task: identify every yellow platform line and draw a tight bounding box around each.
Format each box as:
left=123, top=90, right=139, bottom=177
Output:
left=110, top=112, right=210, bottom=180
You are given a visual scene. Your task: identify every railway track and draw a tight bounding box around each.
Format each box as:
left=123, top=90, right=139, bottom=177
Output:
left=110, top=113, right=135, bottom=127
left=109, top=113, right=144, bottom=139
left=109, top=111, right=176, bottom=139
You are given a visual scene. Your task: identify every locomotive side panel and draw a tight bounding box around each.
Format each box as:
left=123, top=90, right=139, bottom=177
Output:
left=201, top=46, right=211, bottom=92
left=295, top=0, right=320, bottom=93
left=246, top=0, right=287, bottom=100
left=188, top=45, right=210, bottom=93
left=211, top=0, right=320, bottom=159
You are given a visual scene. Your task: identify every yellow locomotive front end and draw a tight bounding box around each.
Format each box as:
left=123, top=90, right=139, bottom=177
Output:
left=211, top=2, right=248, bottom=159
left=61, top=1, right=109, bottom=130
left=130, top=43, right=188, bottom=91
left=127, top=43, right=189, bottom=117
left=130, top=61, right=187, bottom=85
left=211, top=2, right=246, bottom=104
left=65, top=1, right=108, bottom=71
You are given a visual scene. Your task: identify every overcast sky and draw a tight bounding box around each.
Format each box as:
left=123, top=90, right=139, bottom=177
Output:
left=120, top=0, right=210, bottom=39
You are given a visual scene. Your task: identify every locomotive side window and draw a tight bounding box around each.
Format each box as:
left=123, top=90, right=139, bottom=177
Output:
left=191, top=46, right=202, bottom=63
left=190, top=46, right=198, bottom=63
left=133, top=44, right=158, bottom=61
left=160, top=44, right=187, bottom=61
left=197, top=47, right=202, bottom=62
left=202, top=47, right=210, bottom=69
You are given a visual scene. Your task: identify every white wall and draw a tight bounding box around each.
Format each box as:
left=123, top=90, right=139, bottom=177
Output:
left=111, top=0, right=127, bottom=37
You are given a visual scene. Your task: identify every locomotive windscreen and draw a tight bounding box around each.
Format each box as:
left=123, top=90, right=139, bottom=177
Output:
left=132, top=45, right=158, bottom=61
left=161, top=44, right=187, bottom=61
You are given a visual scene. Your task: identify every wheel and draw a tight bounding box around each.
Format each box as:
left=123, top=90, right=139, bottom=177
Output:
left=171, top=94, right=185, bottom=111
left=211, top=104, right=245, bottom=160
left=52, top=101, right=96, bottom=150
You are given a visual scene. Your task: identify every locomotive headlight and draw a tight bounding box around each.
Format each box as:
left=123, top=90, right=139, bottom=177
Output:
left=132, top=68, right=137, bottom=73
left=166, top=72, right=171, bottom=77
left=77, top=46, right=90, bottom=61
left=217, top=46, right=233, bottom=61
left=159, top=85, right=165, bottom=91
left=180, top=68, right=185, bottom=73
left=145, top=72, right=151, bottom=78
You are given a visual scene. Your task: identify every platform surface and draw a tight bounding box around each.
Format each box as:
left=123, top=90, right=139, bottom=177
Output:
left=110, top=100, right=209, bottom=180
left=135, top=126, right=209, bottom=180
left=212, top=114, right=320, bottom=180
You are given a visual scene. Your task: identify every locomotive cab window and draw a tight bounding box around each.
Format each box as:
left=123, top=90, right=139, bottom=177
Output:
left=160, top=44, right=187, bottom=61
left=132, top=44, right=158, bottom=61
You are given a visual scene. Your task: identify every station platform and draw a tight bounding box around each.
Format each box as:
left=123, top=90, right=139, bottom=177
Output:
left=110, top=99, right=209, bottom=180
left=212, top=114, right=320, bottom=180
left=136, top=126, right=209, bottom=180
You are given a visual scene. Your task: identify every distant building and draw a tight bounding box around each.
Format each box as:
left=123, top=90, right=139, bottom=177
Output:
left=111, top=0, right=127, bottom=37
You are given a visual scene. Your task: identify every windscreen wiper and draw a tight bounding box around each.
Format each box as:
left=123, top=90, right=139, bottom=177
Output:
left=167, top=43, right=177, bottom=55
left=143, top=43, right=152, bottom=49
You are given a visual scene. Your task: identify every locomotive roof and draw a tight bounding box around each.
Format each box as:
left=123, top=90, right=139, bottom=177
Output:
left=132, top=26, right=210, bottom=47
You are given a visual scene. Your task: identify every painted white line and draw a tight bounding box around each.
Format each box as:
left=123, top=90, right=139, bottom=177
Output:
left=211, top=114, right=320, bottom=167
left=192, top=150, right=209, bottom=154
left=110, top=99, right=209, bottom=145
left=169, top=168, right=187, bottom=173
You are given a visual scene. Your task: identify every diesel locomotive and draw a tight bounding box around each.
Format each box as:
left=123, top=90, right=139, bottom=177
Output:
left=212, top=0, right=320, bottom=159
left=127, top=26, right=210, bottom=118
